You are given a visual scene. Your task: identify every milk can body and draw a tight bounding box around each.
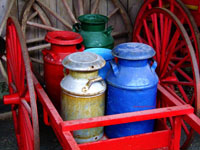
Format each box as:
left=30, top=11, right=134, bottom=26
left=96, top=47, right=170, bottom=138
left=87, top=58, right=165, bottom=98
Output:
left=73, top=14, right=114, bottom=49
left=43, top=31, right=84, bottom=111
left=105, top=43, right=159, bottom=138
left=61, top=52, right=106, bottom=143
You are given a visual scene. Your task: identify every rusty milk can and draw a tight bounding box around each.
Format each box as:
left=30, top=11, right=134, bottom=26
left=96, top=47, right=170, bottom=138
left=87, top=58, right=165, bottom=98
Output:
left=60, top=52, right=106, bottom=143
left=42, top=31, right=84, bottom=111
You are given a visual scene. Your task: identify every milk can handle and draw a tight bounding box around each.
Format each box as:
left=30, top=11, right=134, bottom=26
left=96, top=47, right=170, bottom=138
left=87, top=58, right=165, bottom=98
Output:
left=82, top=77, right=104, bottom=93
left=149, top=59, right=157, bottom=73
left=76, top=44, right=85, bottom=51
left=110, top=60, right=119, bottom=76
left=103, top=26, right=113, bottom=36
left=42, top=49, right=58, bottom=60
left=73, top=23, right=81, bottom=32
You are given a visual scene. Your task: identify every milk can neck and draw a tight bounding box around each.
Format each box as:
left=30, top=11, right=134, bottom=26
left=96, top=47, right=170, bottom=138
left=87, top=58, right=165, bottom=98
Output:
left=51, top=44, right=76, bottom=53
left=81, top=23, right=105, bottom=31
left=118, top=59, right=148, bottom=67
left=69, top=70, right=98, bottom=79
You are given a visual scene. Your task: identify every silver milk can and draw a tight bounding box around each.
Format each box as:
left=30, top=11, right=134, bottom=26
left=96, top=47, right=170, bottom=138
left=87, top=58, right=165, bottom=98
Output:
left=60, top=52, right=106, bottom=143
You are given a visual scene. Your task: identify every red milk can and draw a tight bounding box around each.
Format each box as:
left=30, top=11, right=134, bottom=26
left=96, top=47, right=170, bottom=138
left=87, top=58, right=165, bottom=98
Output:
left=42, top=31, right=84, bottom=111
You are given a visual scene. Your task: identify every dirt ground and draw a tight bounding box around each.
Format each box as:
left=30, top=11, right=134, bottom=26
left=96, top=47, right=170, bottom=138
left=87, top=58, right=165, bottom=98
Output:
left=0, top=101, right=62, bottom=150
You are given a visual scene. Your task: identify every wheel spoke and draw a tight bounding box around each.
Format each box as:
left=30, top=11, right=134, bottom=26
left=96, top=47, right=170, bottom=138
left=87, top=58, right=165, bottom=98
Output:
left=161, top=80, right=194, bottom=86
left=108, top=8, right=119, bottom=18
left=36, top=0, right=72, bottom=30
left=26, top=37, right=45, bottom=44
left=21, top=99, right=32, bottom=115
left=177, top=84, right=190, bottom=104
left=136, top=35, right=148, bottom=44
left=28, top=43, right=50, bottom=52
left=33, top=4, right=51, bottom=26
left=27, top=21, right=61, bottom=31
left=170, top=62, right=193, bottom=82
left=160, top=30, right=180, bottom=77
left=181, top=120, right=190, bottom=136
left=62, top=0, right=77, bottom=24
left=160, top=17, right=169, bottom=71
left=28, top=11, right=38, bottom=21
left=143, top=19, right=154, bottom=47
left=163, top=55, right=190, bottom=78
left=151, top=13, right=161, bottom=65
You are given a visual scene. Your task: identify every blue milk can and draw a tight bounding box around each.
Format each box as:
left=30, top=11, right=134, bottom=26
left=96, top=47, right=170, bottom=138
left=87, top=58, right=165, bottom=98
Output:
left=105, top=42, right=159, bottom=138
left=85, top=48, right=114, bottom=79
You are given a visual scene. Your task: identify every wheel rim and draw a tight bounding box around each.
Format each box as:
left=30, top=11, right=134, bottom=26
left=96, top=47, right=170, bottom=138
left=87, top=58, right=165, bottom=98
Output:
left=133, top=0, right=200, bottom=66
left=6, top=17, right=40, bottom=150
left=133, top=7, right=200, bottom=149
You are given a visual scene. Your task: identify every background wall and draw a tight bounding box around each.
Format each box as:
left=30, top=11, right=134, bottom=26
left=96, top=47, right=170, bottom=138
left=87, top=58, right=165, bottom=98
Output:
left=5, top=0, right=144, bottom=74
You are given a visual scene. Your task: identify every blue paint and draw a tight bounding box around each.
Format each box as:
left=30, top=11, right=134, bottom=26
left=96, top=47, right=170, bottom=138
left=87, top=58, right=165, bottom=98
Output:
left=85, top=48, right=114, bottom=79
left=105, top=42, right=159, bottom=138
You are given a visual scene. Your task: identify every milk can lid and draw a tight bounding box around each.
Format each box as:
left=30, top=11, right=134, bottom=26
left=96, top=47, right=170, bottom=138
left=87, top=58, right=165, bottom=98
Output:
left=45, top=31, right=83, bottom=45
left=62, top=52, right=105, bottom=71
left=78, top=14, right=108, bottom=24
left=112, top=42, right=156, bottom=60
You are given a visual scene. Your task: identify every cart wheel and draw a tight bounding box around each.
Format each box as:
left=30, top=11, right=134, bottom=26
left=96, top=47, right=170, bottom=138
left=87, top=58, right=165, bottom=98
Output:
left=133, top=0, right=200, bottom=66
left=5, top=17, right=40, bottom=150
left=21, top=0, right=132, bottom=55
left=133, top=7, right=200, bottom=149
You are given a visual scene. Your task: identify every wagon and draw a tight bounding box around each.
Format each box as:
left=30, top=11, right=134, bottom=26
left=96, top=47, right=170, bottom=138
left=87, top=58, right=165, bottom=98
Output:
left=4, top=0, right=200, bottom=149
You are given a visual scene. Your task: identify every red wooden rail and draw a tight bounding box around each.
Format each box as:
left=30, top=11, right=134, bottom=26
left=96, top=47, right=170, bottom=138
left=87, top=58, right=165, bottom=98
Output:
left=61, top=105, right=193, bottom=131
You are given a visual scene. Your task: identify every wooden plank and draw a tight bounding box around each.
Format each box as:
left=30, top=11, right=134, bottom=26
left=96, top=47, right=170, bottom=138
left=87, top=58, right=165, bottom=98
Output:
left=79, top=130, right=170, bottom=150
left=128, top=0, right=144, bottom=24
left=83, top=0, right=91, bottom=15
left=61, top=105, right=193, bottom=131
left=57, top=0, right=73, bottom=30
left=108, top=0, right=127, bottom=45
left=73, top=0, right=90, bottom=18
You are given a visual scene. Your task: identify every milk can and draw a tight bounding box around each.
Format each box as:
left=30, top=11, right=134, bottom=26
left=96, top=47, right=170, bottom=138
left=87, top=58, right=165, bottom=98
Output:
left=60, top=52, right=106, bottom=143
left=73, top=14, right=114, bottom=49
left=105, top=42, right=159, bottom=138
left=42, top=31, right=84, bottom=111
left=84, top=48, right=114, bottom=79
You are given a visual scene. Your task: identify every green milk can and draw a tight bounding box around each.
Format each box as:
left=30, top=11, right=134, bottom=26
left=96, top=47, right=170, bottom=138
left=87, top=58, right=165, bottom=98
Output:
left=73, top=14, right=114, bottom=49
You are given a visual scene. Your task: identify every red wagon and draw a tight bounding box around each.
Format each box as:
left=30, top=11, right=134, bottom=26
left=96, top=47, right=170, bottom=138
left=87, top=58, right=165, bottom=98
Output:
left=4, top=0, right=200, bottom=149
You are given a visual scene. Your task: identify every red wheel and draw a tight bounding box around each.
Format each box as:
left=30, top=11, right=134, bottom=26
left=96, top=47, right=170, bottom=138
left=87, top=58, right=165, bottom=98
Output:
left=133, top=0, right=200, bottom=66
left=133, top=7, right=200, bottom=149
left=4, top=17, right=40, bottom=150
